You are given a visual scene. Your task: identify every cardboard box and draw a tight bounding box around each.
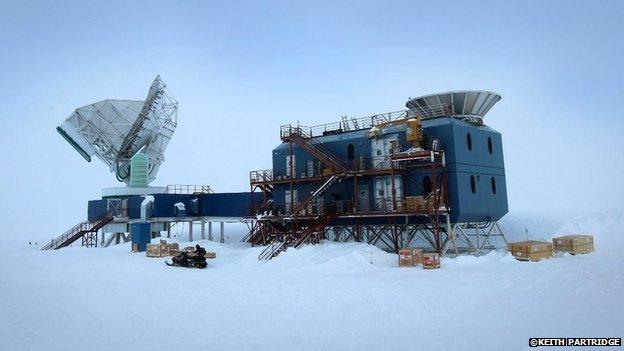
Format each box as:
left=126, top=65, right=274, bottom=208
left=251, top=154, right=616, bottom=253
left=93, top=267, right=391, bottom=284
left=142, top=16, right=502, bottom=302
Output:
left=398, top=249, right=414, bottom=267
left=169, top=242, right=179, bottom=250
left=508, top=241, right=553, bottom=261
left=422, top=253, right=441, bottom=269
left=553, top=235, right=594, bottom=255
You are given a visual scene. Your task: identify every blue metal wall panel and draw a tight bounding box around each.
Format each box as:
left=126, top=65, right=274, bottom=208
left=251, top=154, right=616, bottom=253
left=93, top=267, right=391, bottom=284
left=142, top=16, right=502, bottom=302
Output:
left=128, top=196, right=143, bottom=219
left=89, top=192, right=263, bottom=221
left=447, top=171, right=508, bottom=222
left=199, top=192, right=263, bottom=217
left=152, top=194, right=197, bottom=218
left=87, top=200, right=107, bottom=221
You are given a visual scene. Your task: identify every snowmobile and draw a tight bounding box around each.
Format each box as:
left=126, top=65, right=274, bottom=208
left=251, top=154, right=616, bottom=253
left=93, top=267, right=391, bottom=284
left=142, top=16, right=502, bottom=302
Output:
left=166, top=244, right=208, bottom=269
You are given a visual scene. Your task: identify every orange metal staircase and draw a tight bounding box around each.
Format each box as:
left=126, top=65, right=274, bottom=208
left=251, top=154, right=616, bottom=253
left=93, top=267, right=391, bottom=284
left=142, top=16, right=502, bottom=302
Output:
left=280, top=126, right=349, bottom=175
left=257, top=209, right=338, bottom=260
left=42, top=216, right=113, bottom=250
left=289, top=175, right=339, bottom=216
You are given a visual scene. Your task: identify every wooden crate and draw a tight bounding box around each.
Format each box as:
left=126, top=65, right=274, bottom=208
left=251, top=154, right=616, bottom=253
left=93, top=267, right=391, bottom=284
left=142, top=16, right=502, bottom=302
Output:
left=146, top=243, right=173, bottom=257
left=422, top=253, right=441, bottom=269
left=411, top=248, right=424, bottom=265
left=146, top=244, right=162, bottom=258
left=405, top=196, right=425, bottom=211
left=553, top=235, right=594, bottom=255
left=398, top=249, right=414, bottom=267
left=160, top=244, right=171, bottom=257
left=508, top=241, right=553, bottom=261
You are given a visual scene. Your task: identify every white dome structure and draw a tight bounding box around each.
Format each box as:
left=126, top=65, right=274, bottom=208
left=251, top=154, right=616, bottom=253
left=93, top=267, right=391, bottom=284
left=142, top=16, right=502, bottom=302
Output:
left=406, top=90, right=501, bottom=123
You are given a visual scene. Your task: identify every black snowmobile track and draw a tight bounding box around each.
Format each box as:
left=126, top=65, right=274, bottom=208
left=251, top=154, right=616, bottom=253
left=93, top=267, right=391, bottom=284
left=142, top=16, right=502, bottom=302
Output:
left=165, top=260, right=207, bottom=269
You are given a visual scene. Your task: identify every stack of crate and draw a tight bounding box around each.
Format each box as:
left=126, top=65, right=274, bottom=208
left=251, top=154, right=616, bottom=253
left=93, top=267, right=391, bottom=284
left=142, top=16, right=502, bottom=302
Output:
left=146, top=240, right=180, bottom=258
left=398, top=248, right=438, bottom=269
left=553, top=235, right=594, bottom=255
left=169, top=242, right=180, bottom=256
left=508, top=241, right=553, bottom=261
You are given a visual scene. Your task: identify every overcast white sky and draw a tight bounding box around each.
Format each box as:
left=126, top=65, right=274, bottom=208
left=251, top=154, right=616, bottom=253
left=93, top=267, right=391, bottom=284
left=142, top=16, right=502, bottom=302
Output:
left=1, top=1, right=622, bottom=243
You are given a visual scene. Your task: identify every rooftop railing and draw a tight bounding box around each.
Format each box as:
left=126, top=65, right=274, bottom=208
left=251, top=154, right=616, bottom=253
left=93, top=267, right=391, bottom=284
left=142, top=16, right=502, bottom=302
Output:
left=165, top=184, right=213, bottom=194
left=250, top=169, right=273, bottom=183
left=279, top=104, right=451, bottom=139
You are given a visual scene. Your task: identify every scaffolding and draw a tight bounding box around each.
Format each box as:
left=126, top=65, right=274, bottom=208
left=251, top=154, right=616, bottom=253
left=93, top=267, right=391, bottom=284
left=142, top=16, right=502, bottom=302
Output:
left=246, top=111, right=474, bottom=259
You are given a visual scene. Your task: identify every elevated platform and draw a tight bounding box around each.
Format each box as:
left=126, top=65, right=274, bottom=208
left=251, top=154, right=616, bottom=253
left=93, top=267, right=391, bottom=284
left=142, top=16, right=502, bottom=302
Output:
left=102, top=186, right=167, bottom=197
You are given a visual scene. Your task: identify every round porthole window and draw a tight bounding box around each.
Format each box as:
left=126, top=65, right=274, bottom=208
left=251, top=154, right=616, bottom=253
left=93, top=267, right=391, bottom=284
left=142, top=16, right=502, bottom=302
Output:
left=470, top=175, right=476, bottom=194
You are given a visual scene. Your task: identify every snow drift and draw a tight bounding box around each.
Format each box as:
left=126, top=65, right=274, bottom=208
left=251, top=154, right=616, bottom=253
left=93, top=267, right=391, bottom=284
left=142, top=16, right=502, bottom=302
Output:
left=0, top=211, right=622, bottom=350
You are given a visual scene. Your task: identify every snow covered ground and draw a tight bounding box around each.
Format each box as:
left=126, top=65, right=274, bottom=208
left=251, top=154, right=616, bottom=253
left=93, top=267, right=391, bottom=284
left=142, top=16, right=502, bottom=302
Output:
left=1, top=212, right=623, bottom=350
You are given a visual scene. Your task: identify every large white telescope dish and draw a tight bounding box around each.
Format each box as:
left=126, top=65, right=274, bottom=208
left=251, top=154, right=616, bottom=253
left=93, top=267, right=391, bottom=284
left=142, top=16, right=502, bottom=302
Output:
left=57, top=75, right=178, bottom=185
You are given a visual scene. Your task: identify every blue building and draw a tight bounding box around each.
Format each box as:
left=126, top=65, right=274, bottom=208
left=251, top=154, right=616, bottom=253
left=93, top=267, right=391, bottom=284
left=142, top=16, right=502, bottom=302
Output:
left=83, top=189, right=263, bottom=249
left=249, top=91, right=508, bottom=257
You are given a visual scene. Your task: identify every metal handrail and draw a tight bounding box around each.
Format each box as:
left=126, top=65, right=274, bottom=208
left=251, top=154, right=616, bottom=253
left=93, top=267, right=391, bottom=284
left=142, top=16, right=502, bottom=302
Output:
left=165, top=184, right=213, bottom=194
left=42, top=221, right=89, bottom=250
left=258, top=241, right=284, bottom=260
left=279, top=104, right=454, bottom=140
left=42, top=211, right=119, bottom=251
left=250, top=169, right=273, bottom=183
left=279, top=110, right=408, bottom=139
left=255, top=156, right=405, bottom=184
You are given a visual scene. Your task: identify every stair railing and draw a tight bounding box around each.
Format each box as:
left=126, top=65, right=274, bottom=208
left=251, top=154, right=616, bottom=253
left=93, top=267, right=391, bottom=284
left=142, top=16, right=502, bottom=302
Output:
left=42, top=221, right=89, bottom=250
left=258, top=241, right=285, bottom=260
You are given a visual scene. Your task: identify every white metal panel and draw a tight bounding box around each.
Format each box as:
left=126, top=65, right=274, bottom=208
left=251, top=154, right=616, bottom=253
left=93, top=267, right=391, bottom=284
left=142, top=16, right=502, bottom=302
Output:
left=285, top=189, right=298, bottom=213
left=371, top=134, right=398, bottom=169
left=373, top=175, right=402, bottom=211
left=285, top=154, right=296, bottom=177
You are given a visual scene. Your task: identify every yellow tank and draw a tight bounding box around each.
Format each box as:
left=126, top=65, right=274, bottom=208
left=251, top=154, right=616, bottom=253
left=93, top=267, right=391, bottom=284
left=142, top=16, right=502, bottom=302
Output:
left=405, top=116, right=422, bottom=147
